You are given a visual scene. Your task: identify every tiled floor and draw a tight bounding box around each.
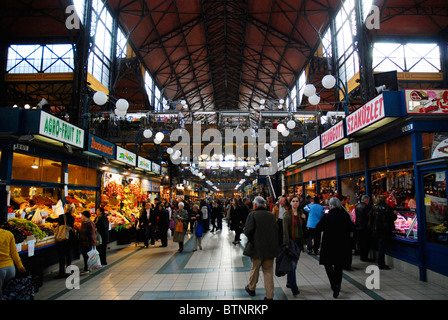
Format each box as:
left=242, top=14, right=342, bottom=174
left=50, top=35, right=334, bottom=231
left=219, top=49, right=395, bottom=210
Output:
left=35, top=221, right=448, bottom=300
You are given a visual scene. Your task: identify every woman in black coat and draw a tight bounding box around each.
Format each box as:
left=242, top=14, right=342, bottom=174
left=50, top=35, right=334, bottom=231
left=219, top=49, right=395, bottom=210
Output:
left=315, top=197, right=355, bottom=298
left=229, top=199, right=245, bottom=245
left=95, top=207, right=109, bottom=266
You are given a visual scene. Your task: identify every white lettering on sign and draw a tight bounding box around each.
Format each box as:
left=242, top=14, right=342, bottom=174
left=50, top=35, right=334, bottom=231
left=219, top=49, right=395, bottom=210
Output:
left=346, top=94, right=385, bottom=135
left=39, top=111, right=84, bottom=148
left=321, top=121, right=344, bottom=148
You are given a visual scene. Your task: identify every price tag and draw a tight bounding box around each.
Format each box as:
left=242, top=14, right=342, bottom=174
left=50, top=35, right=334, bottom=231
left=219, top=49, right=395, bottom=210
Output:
left=27, top=240, right=35, bottom=257
left=16, top=243, right=22, bottom=252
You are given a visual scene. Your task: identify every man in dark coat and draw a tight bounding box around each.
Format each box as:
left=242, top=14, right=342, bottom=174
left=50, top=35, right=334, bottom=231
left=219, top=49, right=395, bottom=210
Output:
left=243, top=196, right=279, bottom=300
left=316, top=197, right=355, bottom=298
left=371, top=195, right=397, bottom=270
left=139, top=202, right=157, bottom=248
left=157, top=203, right=170, bottom=247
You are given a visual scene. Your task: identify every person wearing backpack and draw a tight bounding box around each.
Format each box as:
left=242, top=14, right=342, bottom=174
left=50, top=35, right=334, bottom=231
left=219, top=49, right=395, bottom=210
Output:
left=370, top=195, right=397, bottom=270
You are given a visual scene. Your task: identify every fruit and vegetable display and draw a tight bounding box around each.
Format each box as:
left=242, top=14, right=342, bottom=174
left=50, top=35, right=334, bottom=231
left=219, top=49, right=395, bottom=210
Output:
left=0, top=223, right=27, bottom=244
left=104, top=181, right=125, bottom=199
left=7, top=218, right=47, bottom=240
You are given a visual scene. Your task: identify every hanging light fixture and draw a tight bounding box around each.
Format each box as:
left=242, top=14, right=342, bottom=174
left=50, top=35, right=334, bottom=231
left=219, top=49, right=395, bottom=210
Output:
left=143, top=129, right=153, bottom=138
left=31, top=159, right=39, bottom=169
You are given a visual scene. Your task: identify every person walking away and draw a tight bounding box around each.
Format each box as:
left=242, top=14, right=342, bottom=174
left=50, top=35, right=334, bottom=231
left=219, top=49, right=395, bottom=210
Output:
left=272, top=196, right=287, bottom=246
left=79, top=211, right=97, bottom=274
left=315, top=198, right=355, bottom=298
left=229, top=198, right=244, bottom=245
left=191, top=204, right=203, bottom=251
left=157, top=203, right=170, bottom=247
left=304, top=196, right=324, bottom=255
left=243, top=196, right=279, bottom=300
left=371, top=195, right=397, bottom=269
left=94, top=207, right=109, bottom=267
left=355, top=195, right=373, bottom=262
left=210, top=201, right=219, bottom=232
left=173, top=202, right=189, bottom=252
left=282, top=196, right=306, bottom=296
left=46, top=203, right=75, bottom=278
left=216, top=200, right=223, bottom=231
left=0, top=227, right=26, bottom=299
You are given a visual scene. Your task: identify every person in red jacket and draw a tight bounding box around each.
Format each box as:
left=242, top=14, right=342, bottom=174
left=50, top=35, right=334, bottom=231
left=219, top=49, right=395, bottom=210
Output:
left=79, top=211, right=96, bottom=274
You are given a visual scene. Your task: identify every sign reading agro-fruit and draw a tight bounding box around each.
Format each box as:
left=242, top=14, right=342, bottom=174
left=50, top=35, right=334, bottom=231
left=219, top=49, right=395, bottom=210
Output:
left=39, top=111, right=84, bottom=148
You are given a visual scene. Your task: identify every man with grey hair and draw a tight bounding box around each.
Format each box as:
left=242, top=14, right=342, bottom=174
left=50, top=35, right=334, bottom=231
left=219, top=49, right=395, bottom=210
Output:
left=355, top=195, right=373, bottom=262
left=243, top=196, right=279, bottom=300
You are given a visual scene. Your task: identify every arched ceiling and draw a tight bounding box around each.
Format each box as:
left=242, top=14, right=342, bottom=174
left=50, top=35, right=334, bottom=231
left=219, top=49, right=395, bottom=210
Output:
left=108, top=0, right=341, bottom=123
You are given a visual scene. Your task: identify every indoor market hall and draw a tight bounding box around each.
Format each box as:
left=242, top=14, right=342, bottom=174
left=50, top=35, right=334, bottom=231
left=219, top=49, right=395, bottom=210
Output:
left=1, top=0, right=448, bottom=308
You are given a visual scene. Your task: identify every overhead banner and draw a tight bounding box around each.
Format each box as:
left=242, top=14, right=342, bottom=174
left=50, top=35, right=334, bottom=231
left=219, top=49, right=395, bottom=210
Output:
left=151, top=162, right=161, bottom=175
left=116, top=146, right=136, bottom=166
left=87, top=134, right=115, bottom=158
left=404, top=89, right=448, bottom=114
left=137, top=156, right=152, bottom=172
left=292, top=148, right=303, bottom=164
left=321, top=120, right=345, bottom=149
left=346, top=94, right=385, bottom=135
left=39, top=111, right=84, bottom=148
left=304, top=136, right=321, bottom=157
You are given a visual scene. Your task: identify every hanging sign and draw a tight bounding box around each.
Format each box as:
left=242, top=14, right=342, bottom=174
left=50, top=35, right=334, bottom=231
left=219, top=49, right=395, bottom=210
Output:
left=116, top=146, right=136, bottom=166
left=292, top=148, right=303, bottom=164
left=87, top=134, right=115, bottom=158
left=346, top=94, right=385, bottom=135
left=137, top=156, right=152, bottom=171
left=151, top=162, right=161, bottom=174
left=39, top=111, right=84, bottom=148
left=404, top=89, right=448, bottom=114
left=344, top=142, right=360, bottom=159
left=284, top=155, right=292, bottom=168
left=321, top=121, right=345, bottom=149
left=304, top=136, right=321, bottom=157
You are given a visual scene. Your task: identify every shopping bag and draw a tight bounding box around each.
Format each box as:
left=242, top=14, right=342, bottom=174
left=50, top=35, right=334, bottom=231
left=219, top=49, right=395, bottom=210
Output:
left=87, top=247, right=101, bottom=269
left=95, top=231, right=103, bottom=246
left=195, top=224, right=203, bottom=237
left=3, top=275, right=34, bottom=300
left=54, top=214, right=71, bottom=242
left=175, top=221, right=183, bottom=233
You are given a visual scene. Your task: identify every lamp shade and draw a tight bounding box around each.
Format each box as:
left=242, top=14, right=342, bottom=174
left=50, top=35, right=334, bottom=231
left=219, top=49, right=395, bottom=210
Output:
left=303, top=84, right=316, bottom=97
left=167, top=147, right=173, bottom=154
left=93, top=91, right=108, bottom=105
left=155, top=132, right=164, bottom=141
left=270, top=140, right=278, bottom=148
left=308, top=94, right=321, bottom=105
left=277, top=123, right=286, bottom=133
left=114, top=108, right=126, bottom=117
left=322, top=75, right=336, bottom=89
left=143, top=129, right=152, bottom=138
left=287, top=119, right=296, bottom=129
left=154, top=139, right=161, bottom=145
left=281, top=129, right=290, bottom=137
left=116, top=99, right=129, bottom=111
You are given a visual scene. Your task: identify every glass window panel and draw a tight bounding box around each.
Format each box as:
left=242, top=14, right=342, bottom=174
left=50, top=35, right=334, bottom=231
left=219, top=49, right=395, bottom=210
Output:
left=73, top=0, right=85, bottom=24
left=424, top=171, right=447, bottom=246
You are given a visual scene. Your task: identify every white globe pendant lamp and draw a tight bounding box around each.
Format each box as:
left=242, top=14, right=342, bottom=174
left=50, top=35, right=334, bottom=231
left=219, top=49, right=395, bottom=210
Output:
left=287, top=119, right=296, bottom=129
left=277, top=123, right=286, bottom=133
left=155, top=132, right=164, bottom=142
left=322, top=75, right=336, bottom=89
left=93, top=91, right=108, bottom=105
left=308, top=94, right=321, bottom=106
left=115, top=99, right=129, bottom=111
left=303, top=84, right=316, bottom=97
left=143, top=129, right=152, bottom=139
